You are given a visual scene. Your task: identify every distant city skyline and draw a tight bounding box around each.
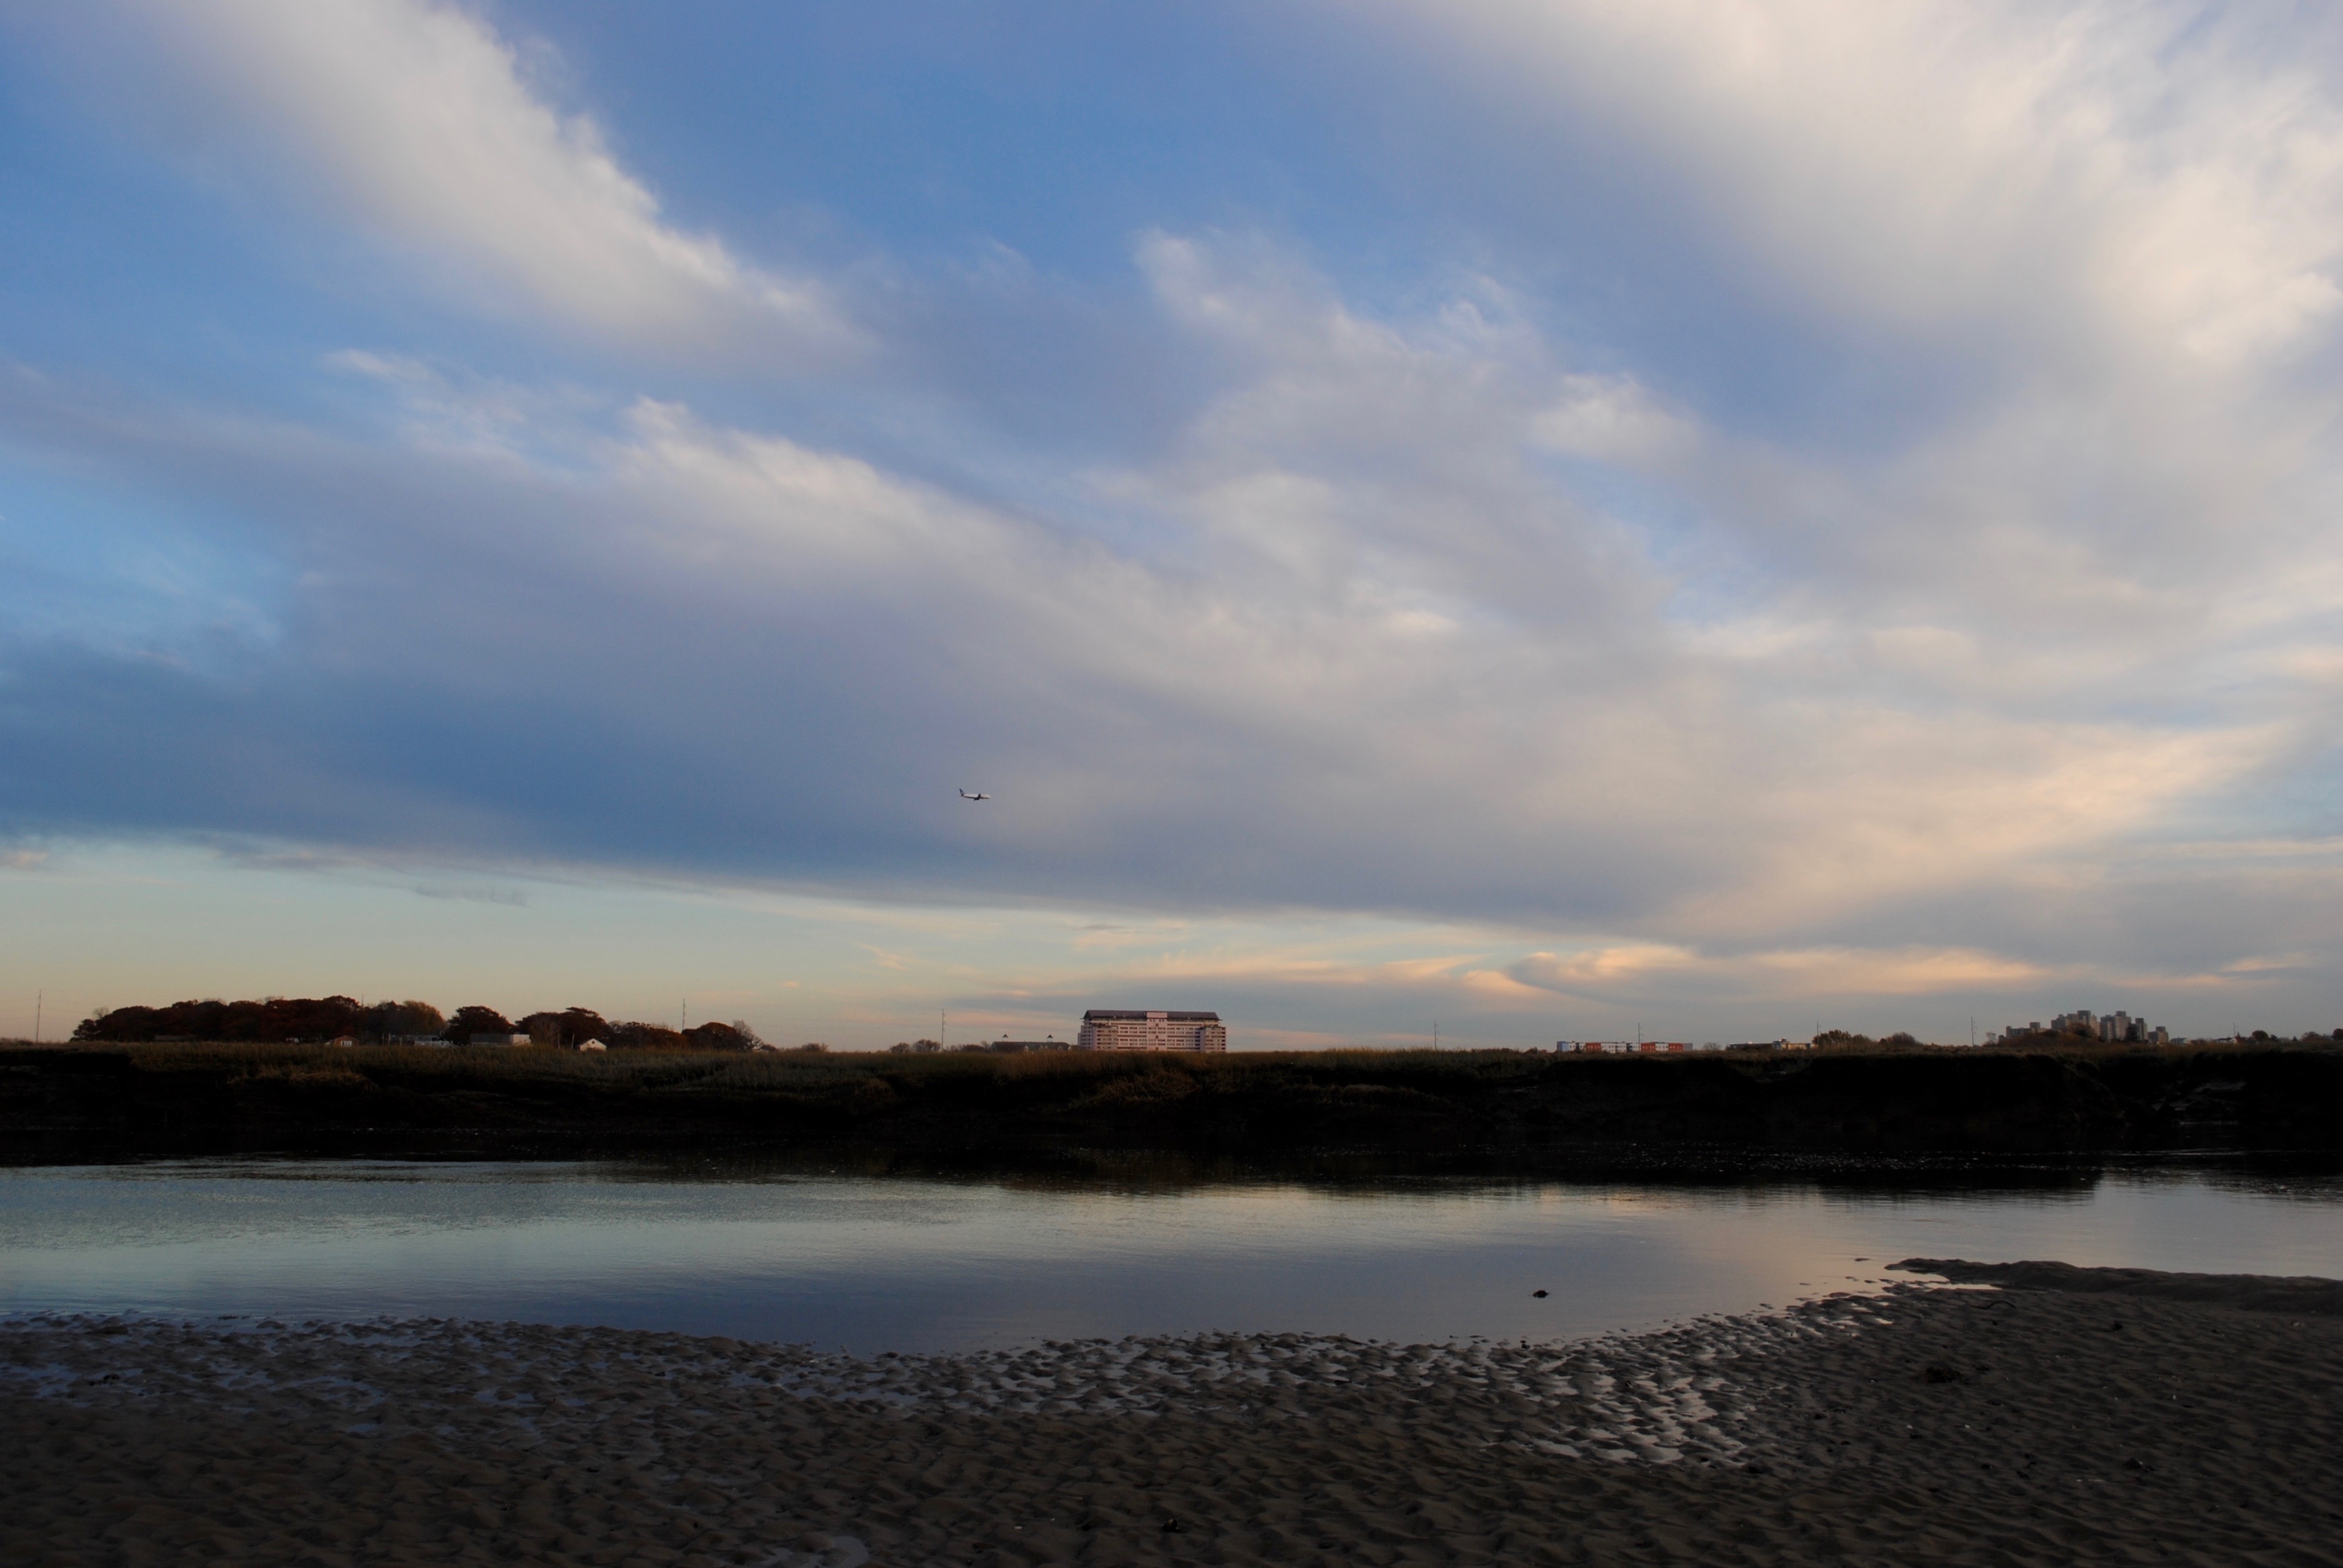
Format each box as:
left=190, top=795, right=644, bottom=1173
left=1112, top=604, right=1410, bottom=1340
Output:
left=6, top=3, right=2343, bottom=1045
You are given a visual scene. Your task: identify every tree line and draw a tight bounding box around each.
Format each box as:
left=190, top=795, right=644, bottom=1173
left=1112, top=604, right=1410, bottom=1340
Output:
left=70, top=996, right=784, bottom=1051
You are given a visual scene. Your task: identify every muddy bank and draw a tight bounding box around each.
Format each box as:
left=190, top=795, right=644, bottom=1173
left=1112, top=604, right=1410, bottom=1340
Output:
left=7, top=1263, right=2339, bottom=1566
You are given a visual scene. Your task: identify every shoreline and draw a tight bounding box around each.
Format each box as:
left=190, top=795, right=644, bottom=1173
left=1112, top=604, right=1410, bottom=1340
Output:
left=7, top=1261, right=2340, bottom=1566
left=12, top=1140, right=2339, bottom=1188
left=7, top=1040, right=2343, bottom=1165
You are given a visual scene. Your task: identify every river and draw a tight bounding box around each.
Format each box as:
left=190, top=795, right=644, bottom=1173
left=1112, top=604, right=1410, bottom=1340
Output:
left=4, top=1154, right=2338, bottom=1352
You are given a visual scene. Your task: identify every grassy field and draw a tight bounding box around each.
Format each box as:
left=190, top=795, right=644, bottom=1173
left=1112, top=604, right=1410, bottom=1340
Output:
left=3, top=1039, right=2338, bottom=1162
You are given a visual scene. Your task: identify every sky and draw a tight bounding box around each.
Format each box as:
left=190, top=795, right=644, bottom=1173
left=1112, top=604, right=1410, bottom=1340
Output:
left=4, top=0, right=2342, bottom=1048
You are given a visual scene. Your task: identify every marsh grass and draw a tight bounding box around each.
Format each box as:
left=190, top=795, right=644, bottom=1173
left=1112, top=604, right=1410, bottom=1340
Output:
left=44, top=1040, right=1555, bottom=1096
left=9, top=1037, right=2323, bottom=1102
left=6, top=1037, right=2335, bottom=1160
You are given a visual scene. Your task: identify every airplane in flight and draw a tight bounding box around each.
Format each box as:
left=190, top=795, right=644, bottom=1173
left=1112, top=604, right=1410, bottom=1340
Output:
left=959, top=788, right=992, bottom=801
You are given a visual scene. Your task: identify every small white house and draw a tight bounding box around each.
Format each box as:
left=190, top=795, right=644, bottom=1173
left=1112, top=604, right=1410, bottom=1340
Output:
left=578, top=1039, right=608, bottom=1053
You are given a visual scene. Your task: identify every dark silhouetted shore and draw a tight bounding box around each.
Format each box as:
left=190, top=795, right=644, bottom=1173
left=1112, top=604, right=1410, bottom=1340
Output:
left=4, top=1040, right=2340, bottom=1164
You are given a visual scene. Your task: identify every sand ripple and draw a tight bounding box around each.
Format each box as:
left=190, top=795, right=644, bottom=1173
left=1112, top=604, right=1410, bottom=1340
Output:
left=6, top=1263, right=2339, bottom=1566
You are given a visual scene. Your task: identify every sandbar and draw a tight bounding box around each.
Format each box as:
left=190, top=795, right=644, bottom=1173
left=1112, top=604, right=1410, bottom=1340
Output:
left=4, top=1260, right=2338, bottom=1566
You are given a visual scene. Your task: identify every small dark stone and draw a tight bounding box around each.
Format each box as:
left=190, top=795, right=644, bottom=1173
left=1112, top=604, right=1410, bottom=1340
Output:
left=1161, top=1518, right=1184, bottom=1534
left=1532, top=1289, right=1549, bottom=1298
left=1920, top=1365, right=1963, bottom=1384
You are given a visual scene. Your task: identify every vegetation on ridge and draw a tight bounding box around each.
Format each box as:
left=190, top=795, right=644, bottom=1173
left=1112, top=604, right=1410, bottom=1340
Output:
left=72, top=995, right=770, bottom=1052
left=3, top=1038, right=2339, bottom=1162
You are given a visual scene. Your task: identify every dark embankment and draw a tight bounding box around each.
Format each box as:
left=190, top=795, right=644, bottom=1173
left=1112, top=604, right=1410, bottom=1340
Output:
left=1894, top=1257, right=2343, bottom=1313
left=3, top=1040, right=2340, bottom=1164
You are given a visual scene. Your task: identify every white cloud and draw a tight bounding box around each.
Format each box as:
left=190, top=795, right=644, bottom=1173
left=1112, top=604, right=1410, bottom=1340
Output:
left=9, top=226, right=2290, bottom=961
left=122, top=0, right=846, bottom=356
left=412, top=882, right=525, bottom=905
left=1281, top=4, right=2343, bottom=878
left=1354, top=0, right=2343, bottom=368
left=1510, top=942, right=2051, bottom=1002
left=1531, top=374, right=1696, bottom=466
left=323, top=350, right=610, bottom=463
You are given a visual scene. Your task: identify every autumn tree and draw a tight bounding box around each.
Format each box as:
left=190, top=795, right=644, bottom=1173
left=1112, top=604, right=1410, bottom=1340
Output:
left=75, top=996, right=365, bottom=1042
left=442, top=1005, right=518, bottom=1043
left=361, top=1000, right=444, bottom=1040
left=515, top=1008, right=613, bottom=1048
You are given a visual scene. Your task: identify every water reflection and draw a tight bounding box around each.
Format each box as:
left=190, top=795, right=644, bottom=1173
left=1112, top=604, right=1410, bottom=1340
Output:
left=2, top=1154, right=2338, bottom=1353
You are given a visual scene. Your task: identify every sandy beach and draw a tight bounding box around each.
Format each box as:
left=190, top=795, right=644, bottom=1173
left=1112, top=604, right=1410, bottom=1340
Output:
left=5, top=1260, right=2339, bottom=1566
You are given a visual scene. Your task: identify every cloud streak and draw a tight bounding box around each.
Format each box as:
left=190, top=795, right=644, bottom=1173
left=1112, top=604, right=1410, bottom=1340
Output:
left=115, top=0, right=848, bottom=358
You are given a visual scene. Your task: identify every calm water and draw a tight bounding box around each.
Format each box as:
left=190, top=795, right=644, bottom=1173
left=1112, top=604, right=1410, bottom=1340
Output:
left=3, top=1158, right=2340, bottom=1352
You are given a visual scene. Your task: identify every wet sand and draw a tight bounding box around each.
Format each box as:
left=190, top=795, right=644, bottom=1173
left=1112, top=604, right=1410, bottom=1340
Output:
left=4, top=1260, right=2338, bottom=1566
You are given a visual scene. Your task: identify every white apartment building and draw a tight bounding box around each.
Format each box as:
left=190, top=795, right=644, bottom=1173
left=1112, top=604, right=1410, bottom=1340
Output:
left=2008, top=1010, right=2169, bottom=1045
left=1077, top=1010, right=1228, bottom=1051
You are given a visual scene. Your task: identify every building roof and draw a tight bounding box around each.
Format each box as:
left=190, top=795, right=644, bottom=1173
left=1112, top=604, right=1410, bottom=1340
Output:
left=1082, top=1010, right=1222, bottom=1022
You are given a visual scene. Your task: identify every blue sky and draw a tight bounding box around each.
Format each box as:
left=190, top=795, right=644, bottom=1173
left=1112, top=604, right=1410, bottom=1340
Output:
left=6, top=0, right=2343, bottom=1047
